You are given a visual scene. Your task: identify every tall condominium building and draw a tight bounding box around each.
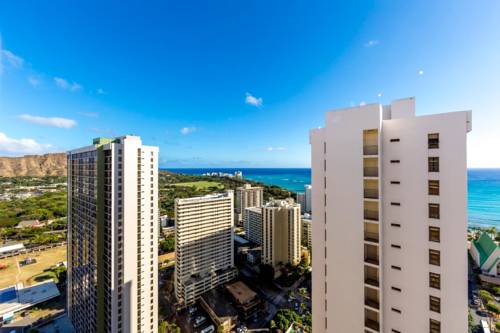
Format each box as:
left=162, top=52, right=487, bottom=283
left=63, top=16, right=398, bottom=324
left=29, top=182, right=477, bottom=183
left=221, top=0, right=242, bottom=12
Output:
left=236, top=184, right=263, bottom=226
left=301, top=214, right=312, bottom=249
left=244, top=206, right=263, bottom=245
left=310, top=98, right=471, bottom=333
left=304, top=185, right=312, bottom=213
left=262, top=199, right=301, bottom=267
left=175, top=191, right=237, bottom=307
left=296, top=192, right=306, bottom=214
left=67, top=136, right=158, bottom=333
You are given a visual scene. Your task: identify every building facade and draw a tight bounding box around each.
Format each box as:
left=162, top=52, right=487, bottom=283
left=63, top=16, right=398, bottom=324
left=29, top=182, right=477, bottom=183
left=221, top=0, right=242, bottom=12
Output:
left=296, top=192, right=306, bottom=214
left=301, top=215, right=312, bottom=249
left=236, top=184, right=263, bottom=226
left=244, top=207, right=263, bottom=245
left=310, top=98, right=471, bottom=333
left=67, top=136, right=158, bottom=333
left=262, top=199, right=301, bottom=267
left=175, top=191, right=237, bottom=307
left=304, top=185, right=312, bottom=213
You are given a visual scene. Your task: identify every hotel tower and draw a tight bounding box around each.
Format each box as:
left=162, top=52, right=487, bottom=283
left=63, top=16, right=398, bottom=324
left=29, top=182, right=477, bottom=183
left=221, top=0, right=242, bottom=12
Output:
left=309, top=98, right=471, bottom=333
left=67, top=136, right=158, bottom=333
left=175, top=191, right=237, bottom=307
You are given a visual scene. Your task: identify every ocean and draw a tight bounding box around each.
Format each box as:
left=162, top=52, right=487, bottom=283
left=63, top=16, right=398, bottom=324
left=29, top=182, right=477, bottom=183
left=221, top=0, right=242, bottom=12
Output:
left=165, top=168, right=500, bottom=228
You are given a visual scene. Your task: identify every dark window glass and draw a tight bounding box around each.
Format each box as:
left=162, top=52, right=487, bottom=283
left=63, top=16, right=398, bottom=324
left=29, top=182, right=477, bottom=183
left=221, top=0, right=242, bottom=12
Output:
left=429, top=204, right=440, bottom=219
left=430, top=319, right=441, bottom=333
left=428, top=157, right=439, bottom=172
left=429, top=272, right=441, bottom=289
left=430, top=296, right=441, bottom=313
left=429, top=226, right=440, bottom=242
left=428, top=180, right=440, bottom=195
left=429, top=249, right=440, bottom=266
left=428, top=133, right=439, bottom=149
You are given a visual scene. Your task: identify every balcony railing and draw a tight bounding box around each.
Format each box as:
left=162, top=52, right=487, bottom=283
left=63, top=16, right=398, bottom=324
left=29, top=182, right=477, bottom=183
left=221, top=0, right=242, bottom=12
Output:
left=364, top=232, right=379, bottom=243
left=365, top=319, right=380, bottom=332
left=365, top=276, right=379, bottom=287
left=364, top=256, right=379, bottom=266
left=363, top=167, right=378, bottom=177
left=364, top=210, right=379, bottom=221
left=363, top=145, right=378, bottom=155
left=364, top=189, right=379, bottom=199
left=365, top=298, right=380, bottom=310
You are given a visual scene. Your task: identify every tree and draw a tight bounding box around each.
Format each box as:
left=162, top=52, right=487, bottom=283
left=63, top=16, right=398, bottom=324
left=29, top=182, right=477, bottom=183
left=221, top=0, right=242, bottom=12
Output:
left=217, top=325, right=225, bottom=333
left=479, top=289, right=494, bottom=303
left=160, top=236, right=175, bottom=253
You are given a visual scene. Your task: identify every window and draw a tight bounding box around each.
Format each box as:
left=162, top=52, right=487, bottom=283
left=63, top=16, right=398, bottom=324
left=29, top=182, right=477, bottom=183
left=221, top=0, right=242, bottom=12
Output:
left=429, top=227, right=440, bottom=242
left=391, top=223, right=401, bottom=228
left=390, top=138, right=400, bottom=142
left=391, top=202, right=401, bottom=206
left=429, top=272, right=441, bottom=290
left=391, top=265, right=402, bottom=271
left=430, top=319, right=441, bottom=333
left=391, top=160, right=400, bottom=163
left=391, top=244, right=401, bottom=249
left=429, top=204, right=440, bottom=219
left=428, top=180, right=440, bottom=195
left=429, top=249, right=440, bottom=266
left=428, top=157, right=439, bottom=172
left=390, top=181, right=401, bottom=184
left=392, top=330, right=402, bottom=333
left=391, top=307, right=402, bottom=314
left=430, top=296, right=441, bottom=313
left=391, top=286, right=402, bottom=292
left=428, top=133, right=439, bottom=149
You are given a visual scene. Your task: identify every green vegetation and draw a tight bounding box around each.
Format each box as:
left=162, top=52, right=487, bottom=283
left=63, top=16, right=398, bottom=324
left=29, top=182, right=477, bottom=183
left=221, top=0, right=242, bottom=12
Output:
left=159, top=235, right=175, bottom=253
left=486, top=301, right=500, bottom=314
left=272, top=309, right=311, bottom=332
left=0, top=219, right=66, bottom=245
left=32, top=265, right=67, bottom=284
left=0, top=176, right=66, bottom=194
left=479, top=289, right=494, bottom=303
left=158, top=320, right=180, bottom=333
left=0, top=191, right=66, bottom=227
left=276, top=255, right=311, bottom=288
left=496, top=321, right=500, bottom=330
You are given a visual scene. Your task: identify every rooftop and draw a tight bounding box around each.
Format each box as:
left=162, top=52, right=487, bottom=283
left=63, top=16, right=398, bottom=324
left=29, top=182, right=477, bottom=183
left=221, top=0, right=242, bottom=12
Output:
left=473, top=232, right=499, bottom=267
left=225, top=281, right=257, bottom=306
left=200, top=287, right=238, bottom=319
left=176, top=190, right=233, bottom=204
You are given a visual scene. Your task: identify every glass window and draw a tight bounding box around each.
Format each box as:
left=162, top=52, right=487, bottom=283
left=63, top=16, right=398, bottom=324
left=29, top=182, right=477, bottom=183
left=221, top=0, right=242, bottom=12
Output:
left=428, top=133, right=439, bottom=149
left=429, top=249, right=440, bottom=266
left=430, top=319, right=440, bottom=333
left=428, top=157, right=439, bottom=172
left=429, top=227, right=440, bottom=242
left=429, top=204, right=440, bottom=219
left=429, top=272, right=440, bottom=289
left=430, top=296, right=441, bottom=313
left=428, top=180, right=440, bottom=195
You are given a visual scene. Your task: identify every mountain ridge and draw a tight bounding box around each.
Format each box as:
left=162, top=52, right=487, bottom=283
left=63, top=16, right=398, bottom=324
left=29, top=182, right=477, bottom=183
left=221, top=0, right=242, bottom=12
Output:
left=0, top=153, right=67, bottom=177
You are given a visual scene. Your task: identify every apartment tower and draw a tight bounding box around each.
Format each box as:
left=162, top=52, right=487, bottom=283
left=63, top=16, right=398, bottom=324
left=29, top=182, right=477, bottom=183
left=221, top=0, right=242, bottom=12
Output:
left=301, top=214, right=312, bottom=249
left=67, top=136, right=158, bottom=333
left=304, top=185, right=312, bottom=213
left=244, top=206, right=263, bottom=245
left=236, top=184, right=264, bottom=226
left=175, top=191, right=237, bottom=307
left=310, top=98, right=471, bottom=333
left=262, top=199, right=301, bottom=267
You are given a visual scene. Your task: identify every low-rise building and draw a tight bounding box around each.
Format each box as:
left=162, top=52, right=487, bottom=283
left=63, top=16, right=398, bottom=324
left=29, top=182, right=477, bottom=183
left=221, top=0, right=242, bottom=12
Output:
left=225, top=281, right=263, bottom=319
left=199, top=288, right=239, bottom=333
left=470, top=232, right=500, bottom=276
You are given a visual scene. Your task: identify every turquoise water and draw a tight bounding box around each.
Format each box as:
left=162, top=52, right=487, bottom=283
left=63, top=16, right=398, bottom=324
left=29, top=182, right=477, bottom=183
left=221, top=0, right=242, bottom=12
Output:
left=166, top=168, right=500, bottom=228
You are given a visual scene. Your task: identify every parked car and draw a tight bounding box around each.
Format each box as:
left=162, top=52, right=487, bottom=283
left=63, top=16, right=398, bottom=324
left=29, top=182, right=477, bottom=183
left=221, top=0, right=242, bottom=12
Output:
left=193, top=316, right=207, bottom=328
left=188, top=305, right=197, bottom=316
left=200, top=325, right=215, bottom=333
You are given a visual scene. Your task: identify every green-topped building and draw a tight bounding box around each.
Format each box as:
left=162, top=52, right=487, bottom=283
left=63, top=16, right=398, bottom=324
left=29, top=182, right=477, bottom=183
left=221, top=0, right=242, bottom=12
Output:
left=470, top=232, right=500, bottom=276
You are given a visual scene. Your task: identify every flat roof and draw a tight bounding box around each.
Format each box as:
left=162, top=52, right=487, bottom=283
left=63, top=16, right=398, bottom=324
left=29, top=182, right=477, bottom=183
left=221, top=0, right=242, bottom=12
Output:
left=201, top=288, right=238, bottom=319
left=225, top=281, right=257, bottom=305
left=0, top=281, right=60, bottom=317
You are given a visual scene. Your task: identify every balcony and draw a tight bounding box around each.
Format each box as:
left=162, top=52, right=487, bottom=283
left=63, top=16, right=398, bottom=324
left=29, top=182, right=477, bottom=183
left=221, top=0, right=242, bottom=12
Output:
left=365, top=319, right=380, bottom=332
left=364, top=266, right=379, bottom=287
left=364, top=210, right=379, bottom=221
left=365, top=287, right=380, bottom=310
left=363, top=145, right=378, bottom=156
left=363, top=167, right=378, bottom=178
left=364, top=188, right=379, bottom=199
left=364, top=244, right=379, bottom=266
left=364, top=232, right=379, bottom=243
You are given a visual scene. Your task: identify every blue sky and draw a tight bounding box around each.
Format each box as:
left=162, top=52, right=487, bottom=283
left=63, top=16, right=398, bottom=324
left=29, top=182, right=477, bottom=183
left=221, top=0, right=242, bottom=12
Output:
left=0, top=0, right=499, bottom=168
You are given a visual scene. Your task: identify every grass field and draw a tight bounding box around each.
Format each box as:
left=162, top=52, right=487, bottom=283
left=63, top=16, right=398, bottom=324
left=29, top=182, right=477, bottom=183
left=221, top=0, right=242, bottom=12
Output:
left=172, top=181, right=223, bottom=190
left=0, top=246, right=66, bottom=289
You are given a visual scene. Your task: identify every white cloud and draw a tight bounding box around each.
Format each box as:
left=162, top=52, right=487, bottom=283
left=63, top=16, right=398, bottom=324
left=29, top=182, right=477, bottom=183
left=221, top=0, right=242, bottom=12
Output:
left=180, top=127, right=196, bottom=135
left=266, top=146, right=287, bottom=152
left=54, top=77, right=82, bottom=92
left=364, top=40, right=380, bottom=48
left=418, top=69, right=424, bottom=75
left=359, top=101, right=367, bottom=106
left=96, top=88, right=106, bottom=95
left=28, top=76, right=41, bottom=87
left=1, top=49, right=24, bottom=68
left=79, top=112, right=99, bottom=118
left=245, top=93, right=263, bottom=107
left=19, top=114, right=77, bottom=129
left=0, top=132, right=52, bottom=155
left=377, top=92, right=383, bottom=98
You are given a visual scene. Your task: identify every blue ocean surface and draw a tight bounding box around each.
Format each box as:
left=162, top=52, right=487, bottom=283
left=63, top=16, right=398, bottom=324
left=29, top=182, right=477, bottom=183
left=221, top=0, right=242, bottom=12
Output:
left=165, top=168, right=500, bottom=228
